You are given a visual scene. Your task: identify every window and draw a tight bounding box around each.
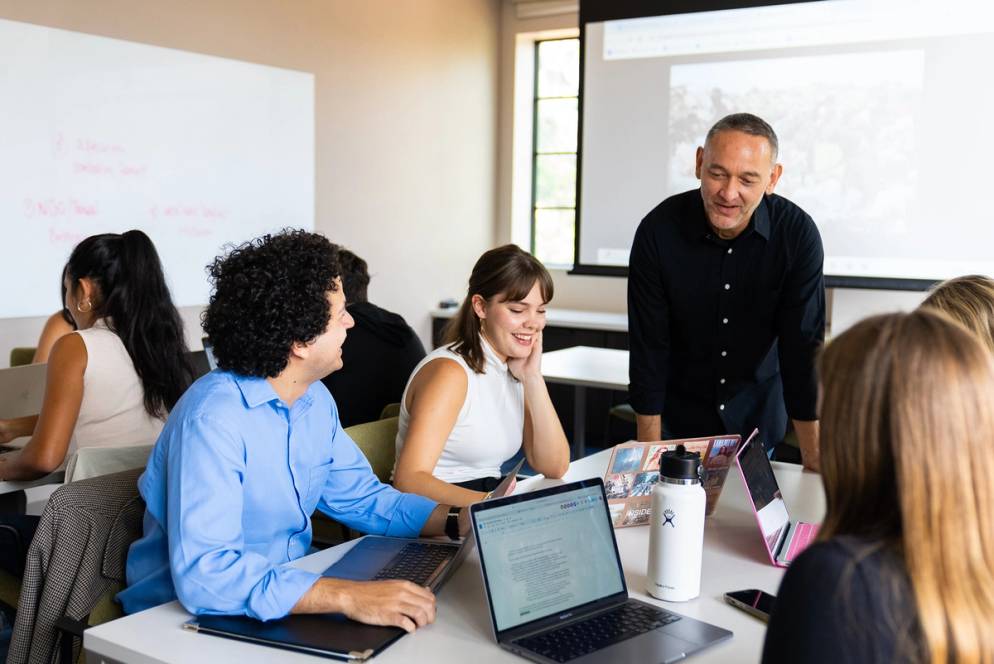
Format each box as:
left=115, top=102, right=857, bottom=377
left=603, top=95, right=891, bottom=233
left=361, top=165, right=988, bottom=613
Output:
left=531, top=38, right=579, bottom=266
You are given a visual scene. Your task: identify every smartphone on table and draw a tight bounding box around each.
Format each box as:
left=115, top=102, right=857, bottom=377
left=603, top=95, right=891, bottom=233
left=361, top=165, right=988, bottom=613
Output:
left=724, top=588, right=776, bottom=622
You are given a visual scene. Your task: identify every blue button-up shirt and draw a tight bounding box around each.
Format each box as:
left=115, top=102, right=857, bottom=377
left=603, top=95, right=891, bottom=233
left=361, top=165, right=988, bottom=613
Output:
left=117, top=370, right=437, bottom=621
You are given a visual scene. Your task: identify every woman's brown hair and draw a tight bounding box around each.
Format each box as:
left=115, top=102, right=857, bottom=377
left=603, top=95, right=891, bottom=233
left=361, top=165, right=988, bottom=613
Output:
left=443, top=244, right=553, bottom=373
left=818, top=310, right=994, bottom=662
left=920, top=274, right=994, bottom=353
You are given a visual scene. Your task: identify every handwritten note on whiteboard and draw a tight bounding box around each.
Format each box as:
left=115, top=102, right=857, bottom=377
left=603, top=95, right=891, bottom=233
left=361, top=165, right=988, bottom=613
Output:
left=0, top=18, right=314, bottom=317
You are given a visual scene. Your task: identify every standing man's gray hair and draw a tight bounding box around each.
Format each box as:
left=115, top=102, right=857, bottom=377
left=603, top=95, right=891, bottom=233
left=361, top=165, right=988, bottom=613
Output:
left=705, top=113, right=779, bottom=161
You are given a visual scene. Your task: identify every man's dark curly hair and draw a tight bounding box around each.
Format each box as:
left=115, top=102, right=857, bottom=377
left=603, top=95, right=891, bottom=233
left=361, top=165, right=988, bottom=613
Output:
left=202, top=229, right=342, bottom=378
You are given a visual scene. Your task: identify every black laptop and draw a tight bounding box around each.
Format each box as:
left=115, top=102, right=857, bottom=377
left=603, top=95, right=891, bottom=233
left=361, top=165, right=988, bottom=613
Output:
left=183, top=460, right=525, bottom=660
left=470, top=478, right=733, bottom=664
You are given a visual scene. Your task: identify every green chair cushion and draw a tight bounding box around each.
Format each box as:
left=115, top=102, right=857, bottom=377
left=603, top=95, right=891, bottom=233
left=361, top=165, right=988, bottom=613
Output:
left=344, top=416, right=399, bottom=484
left=9, top=347, right=36, bottom=368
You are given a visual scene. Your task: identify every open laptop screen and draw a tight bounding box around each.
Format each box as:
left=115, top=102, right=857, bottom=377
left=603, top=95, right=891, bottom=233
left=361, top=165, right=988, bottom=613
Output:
left=737, top=435, right=790, bottom=555
left=474, top=482, right=625, bottom=633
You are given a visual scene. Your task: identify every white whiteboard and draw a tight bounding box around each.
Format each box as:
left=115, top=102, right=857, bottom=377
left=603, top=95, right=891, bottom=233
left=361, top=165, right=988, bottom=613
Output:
left=0, top=18, right=314, bottom=318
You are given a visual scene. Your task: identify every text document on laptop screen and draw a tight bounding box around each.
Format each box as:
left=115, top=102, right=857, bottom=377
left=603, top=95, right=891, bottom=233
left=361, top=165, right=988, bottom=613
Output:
left=475, top=485, right=624, bottom=632
left=0, top=18, right=314, bottom=318
left=578, top=0, right=994, bottom=284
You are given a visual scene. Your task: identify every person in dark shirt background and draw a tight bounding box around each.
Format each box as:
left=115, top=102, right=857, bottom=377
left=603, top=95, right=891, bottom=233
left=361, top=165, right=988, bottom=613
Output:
left=321, top=249, right=426, bottom=427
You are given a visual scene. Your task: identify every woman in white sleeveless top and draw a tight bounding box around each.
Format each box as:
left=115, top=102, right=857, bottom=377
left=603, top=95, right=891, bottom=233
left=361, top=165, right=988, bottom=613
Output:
left=394, top=245, right=570, bottom=506
left=0, top=230, right=192, bottom=482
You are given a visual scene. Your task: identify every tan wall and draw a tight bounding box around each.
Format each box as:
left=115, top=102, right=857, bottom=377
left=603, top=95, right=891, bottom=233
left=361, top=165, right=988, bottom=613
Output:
left=0, top=0, right=499, bottom=362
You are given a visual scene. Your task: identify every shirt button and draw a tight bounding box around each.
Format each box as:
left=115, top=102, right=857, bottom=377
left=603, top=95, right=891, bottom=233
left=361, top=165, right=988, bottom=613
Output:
left=727, top=248, right=733, bottom=254
left=721, top=351, right=727, bottom=357
left=722, top=317, right=729, bottom=324
left=720, top=378, right=726, bottom=384
left=719, top=404, right=725, bottom=411
left=724, top=283, right=731, bottom=290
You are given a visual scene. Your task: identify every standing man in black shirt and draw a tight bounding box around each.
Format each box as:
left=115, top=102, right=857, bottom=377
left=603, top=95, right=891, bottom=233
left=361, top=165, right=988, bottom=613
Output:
left=628, top=113, right=824, bottom=469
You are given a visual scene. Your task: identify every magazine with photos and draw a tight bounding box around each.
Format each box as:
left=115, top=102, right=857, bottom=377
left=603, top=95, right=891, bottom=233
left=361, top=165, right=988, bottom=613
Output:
left=604, top=432, right=753, bottom=528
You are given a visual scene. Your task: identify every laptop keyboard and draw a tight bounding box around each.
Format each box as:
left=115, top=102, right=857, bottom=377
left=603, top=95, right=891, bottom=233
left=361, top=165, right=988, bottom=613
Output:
left=785, top=522, right=820, bottom=562
left=371, top=542, right=457, bottom=586
left=512, top=603, right=681, bottom=663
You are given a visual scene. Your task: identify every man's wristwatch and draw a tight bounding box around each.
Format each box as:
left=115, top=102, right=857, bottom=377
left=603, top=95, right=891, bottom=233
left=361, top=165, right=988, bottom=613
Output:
left=445, top=506, right=462, bottom=540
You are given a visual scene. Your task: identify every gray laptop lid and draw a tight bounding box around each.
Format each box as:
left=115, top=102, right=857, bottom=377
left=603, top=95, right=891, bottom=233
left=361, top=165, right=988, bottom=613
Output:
left=0, top=362, right=47, bottom=419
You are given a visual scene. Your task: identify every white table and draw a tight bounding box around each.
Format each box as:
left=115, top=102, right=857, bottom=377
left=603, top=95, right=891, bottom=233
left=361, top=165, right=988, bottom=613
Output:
left=541, top=346, right=628, bottom=458
left=84, top=450, right=824, bottom=664
left=0, top=471, right=65, bottom=495
left=0, top=438, right=65, bottom=496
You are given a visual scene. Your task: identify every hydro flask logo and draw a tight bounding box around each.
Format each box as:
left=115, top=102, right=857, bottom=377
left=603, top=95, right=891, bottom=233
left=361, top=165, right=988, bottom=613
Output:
left=662, top=508, right=676, bottom=528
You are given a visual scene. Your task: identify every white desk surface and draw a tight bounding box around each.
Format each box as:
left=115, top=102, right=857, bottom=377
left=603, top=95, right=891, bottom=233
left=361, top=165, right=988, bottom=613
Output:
left=0, top=471, right=64, bottom=495
left=0, top=437, right=64, bottom=494
left=432, top=308, right=628, bottom=334
left=85, top=450, right=824, bottom=664
left=541, top=346, right=628, bottom=391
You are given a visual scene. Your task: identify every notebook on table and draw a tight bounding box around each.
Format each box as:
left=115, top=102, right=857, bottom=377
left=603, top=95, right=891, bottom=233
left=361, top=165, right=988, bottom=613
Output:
left=470, top=478, right=732, bottom=664
left=735, top=432, right=820, bottom=567
left=183, top=459, right=525, bottom=660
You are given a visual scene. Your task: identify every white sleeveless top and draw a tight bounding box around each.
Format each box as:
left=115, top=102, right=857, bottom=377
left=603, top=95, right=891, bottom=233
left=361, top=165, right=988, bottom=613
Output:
left=395, top=338, right=524, bottom=483
left=69, top=319, right=165, bottom=456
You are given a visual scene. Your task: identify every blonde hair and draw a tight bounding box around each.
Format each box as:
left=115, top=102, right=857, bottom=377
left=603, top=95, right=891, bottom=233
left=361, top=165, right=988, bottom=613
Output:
left=921, top=275, right=994, bottom=353
left=819, top=310, right=994, bottom=663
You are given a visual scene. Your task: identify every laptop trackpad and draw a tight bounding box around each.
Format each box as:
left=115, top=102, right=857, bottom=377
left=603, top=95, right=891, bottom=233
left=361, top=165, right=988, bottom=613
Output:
left=322, top=537, right=400, bottom=581
left=574, top=628, right=698, bottom=664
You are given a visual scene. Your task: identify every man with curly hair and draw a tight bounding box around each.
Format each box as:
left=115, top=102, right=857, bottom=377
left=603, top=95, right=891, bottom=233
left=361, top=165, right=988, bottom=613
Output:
left=118, top=230, right=463, bottom=632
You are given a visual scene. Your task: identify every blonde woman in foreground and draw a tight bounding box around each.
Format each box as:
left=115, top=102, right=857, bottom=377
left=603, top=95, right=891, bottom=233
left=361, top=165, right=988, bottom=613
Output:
left=762, top=310, right=994, bottom=663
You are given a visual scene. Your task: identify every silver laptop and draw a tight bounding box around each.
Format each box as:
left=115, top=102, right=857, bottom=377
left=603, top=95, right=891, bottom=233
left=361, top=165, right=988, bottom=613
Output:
left=0, top=362, right=47, bottom=421
left=470, top=478, right=732, bottom=664
left=322, top=459, right=525, bottom=591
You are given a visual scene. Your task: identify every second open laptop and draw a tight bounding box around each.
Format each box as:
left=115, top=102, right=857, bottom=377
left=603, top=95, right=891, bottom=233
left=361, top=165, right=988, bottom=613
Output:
left=735, top=432, right=819, bottom=567
left=470, top=478, right=732, bottom=664
left=321, top=457, right=525, bottom=590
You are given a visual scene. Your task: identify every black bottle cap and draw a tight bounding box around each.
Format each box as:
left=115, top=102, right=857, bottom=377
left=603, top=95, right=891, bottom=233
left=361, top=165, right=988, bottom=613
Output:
left=659, top=445, right=702, bottom=481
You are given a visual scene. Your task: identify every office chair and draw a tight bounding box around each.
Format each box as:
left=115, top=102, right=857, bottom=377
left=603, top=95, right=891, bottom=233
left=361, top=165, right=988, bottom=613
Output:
left=8, top=348, right=35, bottom=368
left=6, top=468, right=144, bottom=664
left=378, top=402, right=401, bottom=420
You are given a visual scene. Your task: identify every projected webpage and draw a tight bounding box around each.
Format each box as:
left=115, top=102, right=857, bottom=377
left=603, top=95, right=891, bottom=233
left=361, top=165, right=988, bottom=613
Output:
left=475, top=486, right=624, bottom=633
left=579, top=0, right=994, bottom=281
left=0, top=19, right=314, bottom=318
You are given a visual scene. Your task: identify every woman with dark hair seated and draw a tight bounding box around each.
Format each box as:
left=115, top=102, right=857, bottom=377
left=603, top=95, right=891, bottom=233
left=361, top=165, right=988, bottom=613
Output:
left=393, top=244, right=570, bottom=507
left=762, top=310, right=994, bottom=663
left=0, top=231, right=192, bottom=571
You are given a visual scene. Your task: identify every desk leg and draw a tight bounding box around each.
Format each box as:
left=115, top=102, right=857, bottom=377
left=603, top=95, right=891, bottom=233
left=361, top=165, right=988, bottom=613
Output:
left=572, top=386, right=586, bottom=459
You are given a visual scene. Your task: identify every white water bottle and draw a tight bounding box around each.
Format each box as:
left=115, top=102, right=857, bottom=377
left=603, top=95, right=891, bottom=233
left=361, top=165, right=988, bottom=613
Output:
left=646, top=445, right=706, bottom=602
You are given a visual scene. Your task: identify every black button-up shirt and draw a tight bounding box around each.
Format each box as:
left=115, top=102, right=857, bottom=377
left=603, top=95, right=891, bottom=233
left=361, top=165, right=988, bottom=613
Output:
left=627, top=189, right=825, bottom=448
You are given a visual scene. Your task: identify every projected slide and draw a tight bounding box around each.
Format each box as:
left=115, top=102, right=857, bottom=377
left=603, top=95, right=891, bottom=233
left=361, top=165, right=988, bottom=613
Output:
left=0, top=19, right=314, bottom=318
left=578, top=0, right=994, bottom=282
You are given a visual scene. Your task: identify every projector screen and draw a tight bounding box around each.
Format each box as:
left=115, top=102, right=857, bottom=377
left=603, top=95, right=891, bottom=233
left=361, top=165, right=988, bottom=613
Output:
left=0, top=19, right=314, bottom=318
left=578, top=0, right=994, bottom=288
